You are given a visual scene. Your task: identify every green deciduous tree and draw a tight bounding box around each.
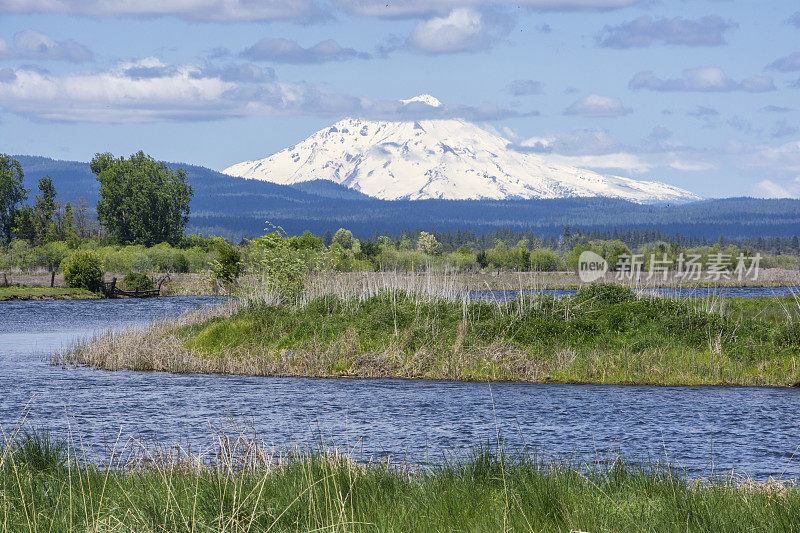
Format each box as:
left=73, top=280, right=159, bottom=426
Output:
left=416, top=231, right=441, bottom=255
left=530, top=249, right=560, bottom=272
left=91, top=151, right=193, bottom=246
left=0, top=155, right=28, bottom=245
left=34, top=176, right=58, bottom=243
left=332, top=228, right=354, bottom=250
left=13, top=206, right=36, bottom=244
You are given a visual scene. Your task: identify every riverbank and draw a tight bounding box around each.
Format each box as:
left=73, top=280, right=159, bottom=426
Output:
left=56, top=284, right=800, bottom=386
left=0, top=285, right=99, bottom=300
left=2, top=428, right=797, bottom=532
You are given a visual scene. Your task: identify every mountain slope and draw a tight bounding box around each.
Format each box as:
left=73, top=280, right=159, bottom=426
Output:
left=224, top=95, right=699, bottom=204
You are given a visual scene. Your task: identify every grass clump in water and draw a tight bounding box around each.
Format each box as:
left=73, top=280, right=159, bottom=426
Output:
left=60, top=283, right=800, bottom=385
left=171, top=284, right=800, bottom=384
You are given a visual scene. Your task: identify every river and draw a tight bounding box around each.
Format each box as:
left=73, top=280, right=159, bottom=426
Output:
left=1, top=294, right=799, bottom=479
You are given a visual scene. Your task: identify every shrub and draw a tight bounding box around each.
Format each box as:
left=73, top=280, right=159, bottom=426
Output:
left=247, top=231, right=306, bottom=301
left=123, top=272, right=154, bottom=292
left=60, top=250, right=104, bottom=292
left=174, top=252, right=189, bottom=273
left=573, top=283, right=636, bottom=305
left=530, top=249, right=560, bottom=271
left=210, top=240, right=242, bottom=284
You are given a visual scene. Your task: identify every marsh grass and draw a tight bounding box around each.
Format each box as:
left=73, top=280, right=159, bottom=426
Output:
left=1, top=418, right=799, bottom=533
left=0, top=285, right=98, bottom=300
left=56, top=275, right=800, bottom=385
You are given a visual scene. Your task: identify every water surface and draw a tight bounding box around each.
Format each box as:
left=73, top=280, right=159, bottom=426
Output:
left=1, top=296, right=799, bottom=479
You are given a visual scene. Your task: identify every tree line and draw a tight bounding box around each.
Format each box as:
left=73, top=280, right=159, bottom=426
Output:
left=1, top=152, right=192, bottom=247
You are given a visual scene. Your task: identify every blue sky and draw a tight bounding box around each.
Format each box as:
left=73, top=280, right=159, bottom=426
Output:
left=1, top=0, right=799, bottom=198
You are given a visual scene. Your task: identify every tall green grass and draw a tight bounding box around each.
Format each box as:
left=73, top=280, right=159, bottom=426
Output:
left=174, top=284, right=800, bottom=384
left=1, top=426, right=798, bottom=532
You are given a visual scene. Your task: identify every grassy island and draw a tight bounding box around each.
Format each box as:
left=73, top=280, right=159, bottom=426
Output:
left=0, top=285, right=99, bottom=301
left=57, top=282, right=800, bottom=386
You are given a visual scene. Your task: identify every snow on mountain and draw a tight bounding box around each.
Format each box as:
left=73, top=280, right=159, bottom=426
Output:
left=223, top=96, right=700, bottom=204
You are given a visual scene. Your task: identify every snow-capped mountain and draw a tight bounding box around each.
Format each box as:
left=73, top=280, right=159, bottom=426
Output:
left=223, top=95, right=699, bottom=204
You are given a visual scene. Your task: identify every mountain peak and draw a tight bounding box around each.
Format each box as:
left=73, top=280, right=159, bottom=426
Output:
left=400, top=94, right=443, bottom=108
left=223, top=111, right=699, bottom=204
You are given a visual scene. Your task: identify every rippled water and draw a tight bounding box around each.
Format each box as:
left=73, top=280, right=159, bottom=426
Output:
left=1, top=296, right=799, bottom=479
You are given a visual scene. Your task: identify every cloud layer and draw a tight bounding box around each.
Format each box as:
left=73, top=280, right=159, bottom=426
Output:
left=768, top=52, right=800, bottom=72
left=0, top=0, right=644, bottom=21
left=597, top=16, right=734, bottom=48
left=0, top=58, right=524, bottom=123
left=0, top=30, right=92, bottom=62
left=332, top=0, right=643, bottom=18
left=508, top=79, right=544, bottom=95
left=629, top=67, right=775, bottom=92
left=0, top=0, right=323, bottom=22
left=241, top=38, right=370, bottom=63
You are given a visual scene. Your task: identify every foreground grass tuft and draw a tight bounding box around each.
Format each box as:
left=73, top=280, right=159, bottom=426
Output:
left=1, top=427, right=798, bottom=532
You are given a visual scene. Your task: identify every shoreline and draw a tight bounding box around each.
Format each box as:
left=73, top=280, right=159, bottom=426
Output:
left=0, top=286, right=100, bottom=301
left=63, top=361, right=800, bottom=388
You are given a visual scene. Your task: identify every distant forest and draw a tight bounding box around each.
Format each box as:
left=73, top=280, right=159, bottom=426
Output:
left=14, top=155, right=800, bottom=241
left=392, top=228, right=800, bottom=255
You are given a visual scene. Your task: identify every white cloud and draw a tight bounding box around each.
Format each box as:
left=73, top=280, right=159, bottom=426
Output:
left=544, top=153, right=655, bottom=173
left=0, top=29, right=92, bottom=62
left=667, top=160, right=713, bottom=171
left=406, top=8, right=512, bottom=54
left=752, top=179, right=798, bottom=198
left=511, top=128, right=717, bottom=175
left=517, top=128, right=622, bottom=155
left=564, top=94, right=630, bottom=117
left=630, top=67, right=775, bottom=92
left=0, top=0, right=322, bottom=22
left=735, top=141, right=800, bottom=178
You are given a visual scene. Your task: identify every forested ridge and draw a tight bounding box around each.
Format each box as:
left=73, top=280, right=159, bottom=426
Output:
left=14, top=155, right=800, bottom=239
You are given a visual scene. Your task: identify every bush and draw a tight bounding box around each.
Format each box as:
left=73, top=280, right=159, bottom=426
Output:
left=123, top=272, right=154, bottom=292
left=530, top=249, right=560, bottom=271
left=60, top=250, right=104, bottom=293
left=210, top=240, right=242, bottom=284
left=174, top=253, right=189, bottom=273
left=573, top=283, right=636, bottom=305
left=248, top=231, right=307, bottom=301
